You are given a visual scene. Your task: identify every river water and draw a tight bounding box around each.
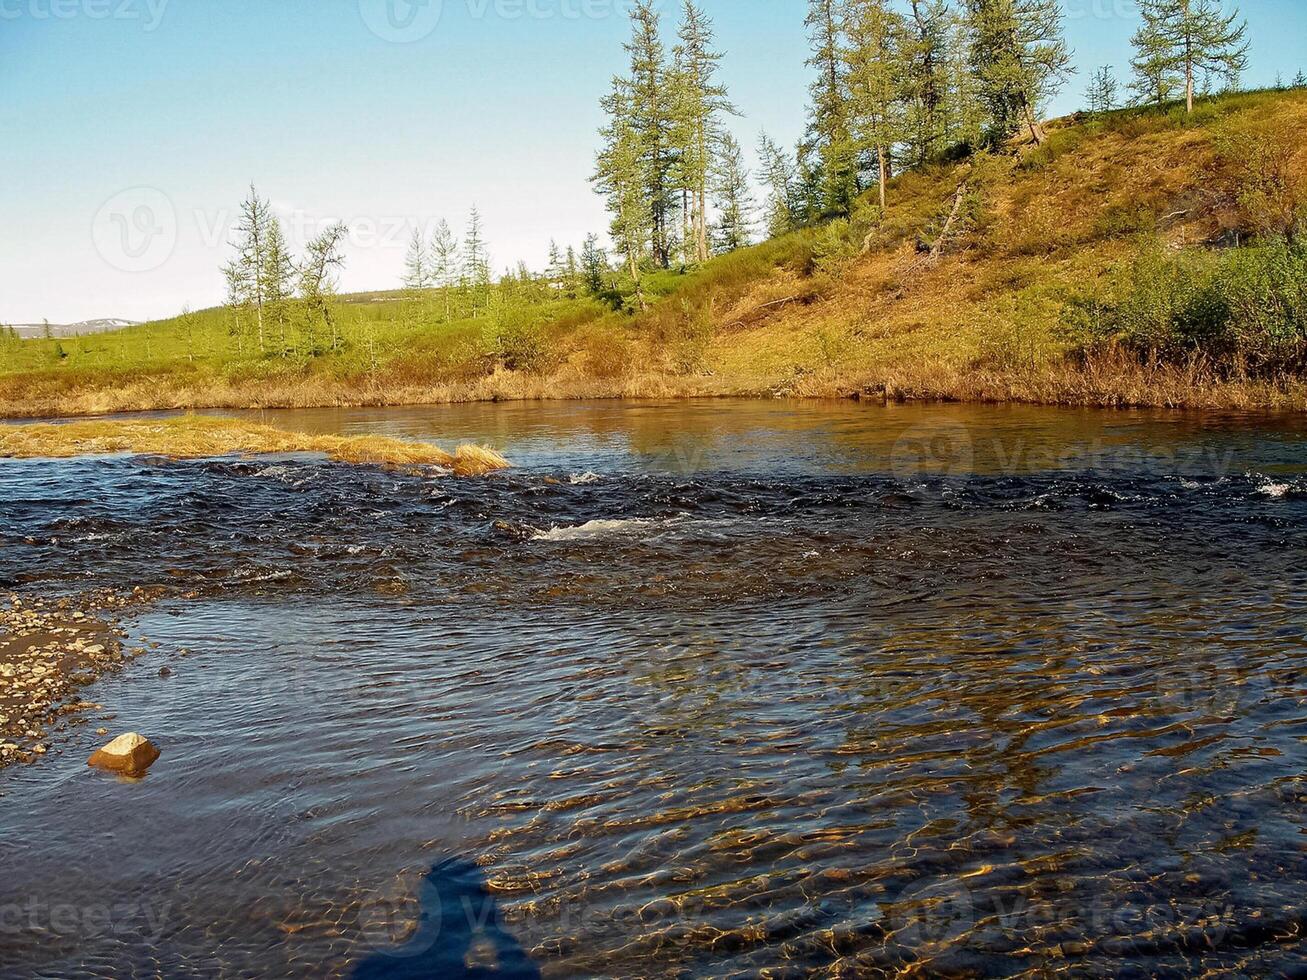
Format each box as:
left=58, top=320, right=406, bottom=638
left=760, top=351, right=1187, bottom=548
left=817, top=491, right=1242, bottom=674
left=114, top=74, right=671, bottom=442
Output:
left=1, top=400, right=1306, bottom=977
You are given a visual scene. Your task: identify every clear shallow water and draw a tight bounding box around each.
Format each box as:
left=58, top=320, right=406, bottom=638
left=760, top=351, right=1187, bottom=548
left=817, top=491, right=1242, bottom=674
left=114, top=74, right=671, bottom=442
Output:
left=2, top=399, right=1306, bottom=977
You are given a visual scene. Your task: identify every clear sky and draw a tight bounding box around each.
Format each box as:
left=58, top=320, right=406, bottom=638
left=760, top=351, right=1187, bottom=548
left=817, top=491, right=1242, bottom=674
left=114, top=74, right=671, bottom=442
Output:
left=2, top=0, right=1305, bottom=324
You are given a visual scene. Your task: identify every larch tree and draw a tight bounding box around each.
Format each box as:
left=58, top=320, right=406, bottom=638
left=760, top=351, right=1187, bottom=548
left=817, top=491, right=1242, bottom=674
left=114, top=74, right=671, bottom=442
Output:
left=402, top=227, right=429, bottom=289
left=564, top=246, right=580, bottom=298
left=223, top=183, right=274, bottom=353
left=757, top=131, right=801, bottom=237
left=805, top=0, right=859, bottom=215
left=263, top=217, right=296, bottom=353
left=593, top=78, right=653, bottom=307
left=428, top=219, right=459, bottom=320
left=546, top=240, right=566, bottom=284
left=672, top=0, right=733, bottom=264
left=711, top=132, right=754, bottom=253
left=901, top=0, right=953, bottom=168
left=625, top=0, right=677, bottom=268
left=943, top=7, right=987, bottom=151
left=463, top=206, right=492, bottom=312
left=297, top=223, right=348, bottom=355
left=1086, top=65, right=1119, bottom=114
left=844, top=0, right=907, bottom=211
left=580, top=234, right=609, bottom=297
left=1130, top=0, right=1248, bottom=115
left=965, top=0, right=1073, bottom=146
left=1130, top=3, right=1183, bottom=108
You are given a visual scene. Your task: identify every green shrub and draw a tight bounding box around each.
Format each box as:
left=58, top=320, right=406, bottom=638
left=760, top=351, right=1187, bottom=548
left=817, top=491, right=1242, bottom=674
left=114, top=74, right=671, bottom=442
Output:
left=1060, top=239, right=1307, bottom=374
left=486, top=307, right=551, bottom=373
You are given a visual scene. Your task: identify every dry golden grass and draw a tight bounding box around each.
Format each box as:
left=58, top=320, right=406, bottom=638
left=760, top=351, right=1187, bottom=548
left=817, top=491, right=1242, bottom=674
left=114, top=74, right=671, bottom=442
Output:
left=3, top=92, right=1305, bottom=417
left=0, top=416, right=510, bottom=475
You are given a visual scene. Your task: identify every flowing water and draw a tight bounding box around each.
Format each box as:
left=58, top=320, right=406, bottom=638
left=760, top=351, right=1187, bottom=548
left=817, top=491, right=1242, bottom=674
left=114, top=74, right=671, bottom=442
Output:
left=2, top=400, right=1306, bottom=977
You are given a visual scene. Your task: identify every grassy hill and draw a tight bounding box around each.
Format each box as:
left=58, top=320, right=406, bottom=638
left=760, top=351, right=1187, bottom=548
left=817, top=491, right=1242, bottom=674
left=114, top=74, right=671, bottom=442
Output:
left=4, top=89, right=1307, bottom=418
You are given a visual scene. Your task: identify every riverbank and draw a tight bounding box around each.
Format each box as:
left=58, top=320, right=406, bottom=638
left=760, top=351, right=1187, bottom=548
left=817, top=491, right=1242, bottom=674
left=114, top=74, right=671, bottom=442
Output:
left=5, top=90, right=1305, bottom=419
left=0, top=595, right=138, bottom=770
left=3, top=353, right=1306, bottom=419
left=0, top=416, right=510, bottom=474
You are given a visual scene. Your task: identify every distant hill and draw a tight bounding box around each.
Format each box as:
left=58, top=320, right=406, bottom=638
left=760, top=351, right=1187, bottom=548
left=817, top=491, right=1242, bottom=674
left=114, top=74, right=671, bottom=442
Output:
left=7, top=319, right=140, bottom=339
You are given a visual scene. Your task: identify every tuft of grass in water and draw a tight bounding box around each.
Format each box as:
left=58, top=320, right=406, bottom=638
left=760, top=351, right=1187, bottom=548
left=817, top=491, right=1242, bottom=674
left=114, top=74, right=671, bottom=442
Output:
left=0, top=416, right=510, bottom=476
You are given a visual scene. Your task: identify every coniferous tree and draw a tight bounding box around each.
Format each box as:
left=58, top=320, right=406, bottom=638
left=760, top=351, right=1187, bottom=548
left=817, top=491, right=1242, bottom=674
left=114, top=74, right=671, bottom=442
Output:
left=1086, top=65, right=1119, bottom=114
left=1130, top=3, right=1182, bottom=108
left=901, top=0, right=954, bottom=167
left=805, top=0, right=859, bottom=215
left=298, top=223, right=348, bottom=354
left=943, top=8, right=987, bottom=151
left=463, top=207, right=492, bottom=312
left=402, top=227, right=429, bottom=289
left=1129, top=0, right=1247, bottom=115
left=845, top=0, right=907, bottom=210
left=564, top=246, right=580, bottom=298
left=593, top=78, right=653, bottom=305
left=263, top=217, right=295, bottom=353
left=711, top=132, right=754, bottom=253
left=1294, top=69, right=1307, bottom=89
left=671, top=0, right=733, bottom=264
left=758, top=132, right=801, bottom=237
left=546, top=240, right=566, bottom=284
left=965, top=0, right=1073, bottom=145
left=580, top=234, right=609, bottom=297
left=428, top=219, right=459, bottom=320
left=626, top=0, right=677, bottom=267
left=223, top=184, right=274, bottom=353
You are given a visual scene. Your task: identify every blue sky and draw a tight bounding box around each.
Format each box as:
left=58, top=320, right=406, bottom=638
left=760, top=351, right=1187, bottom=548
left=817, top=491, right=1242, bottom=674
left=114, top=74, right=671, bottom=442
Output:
left=2, top=0, right=1305, bottom=324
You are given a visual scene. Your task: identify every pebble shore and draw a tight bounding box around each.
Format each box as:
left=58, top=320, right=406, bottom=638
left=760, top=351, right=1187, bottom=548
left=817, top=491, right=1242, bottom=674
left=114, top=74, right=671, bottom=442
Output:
left=0, top=592, right=149, bottom=770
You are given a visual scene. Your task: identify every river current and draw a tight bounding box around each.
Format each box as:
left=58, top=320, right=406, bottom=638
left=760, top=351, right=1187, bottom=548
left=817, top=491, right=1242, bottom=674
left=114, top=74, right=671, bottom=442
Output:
left=1, top=400, right=1305, bottom=977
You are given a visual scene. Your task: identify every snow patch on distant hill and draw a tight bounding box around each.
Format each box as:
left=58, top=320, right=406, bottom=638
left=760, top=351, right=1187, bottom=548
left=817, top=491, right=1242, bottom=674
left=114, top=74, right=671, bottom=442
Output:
left=7, top=319, right=140, bottom=339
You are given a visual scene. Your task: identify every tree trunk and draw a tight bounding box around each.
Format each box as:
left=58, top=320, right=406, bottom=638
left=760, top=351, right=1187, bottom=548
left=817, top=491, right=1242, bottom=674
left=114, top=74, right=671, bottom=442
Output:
left=1023, top=100, right=1044, bottom=145
left=877, top=145, right=888, bottom=211
left=1184, top=0, right=1195, bottom=114
left=684, top=186, right=695, bottom=265
left=697, top=188, right=709, bottom=263
left=1185, top=50, right=1195, bottom=113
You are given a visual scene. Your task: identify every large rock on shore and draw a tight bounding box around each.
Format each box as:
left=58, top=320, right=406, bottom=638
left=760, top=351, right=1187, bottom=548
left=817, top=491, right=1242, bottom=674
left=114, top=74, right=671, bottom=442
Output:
left=88, top=732, right=160, bottom=776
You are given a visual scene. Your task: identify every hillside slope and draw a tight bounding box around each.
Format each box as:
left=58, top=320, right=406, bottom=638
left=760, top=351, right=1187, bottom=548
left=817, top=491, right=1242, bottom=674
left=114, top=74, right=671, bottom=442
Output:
left=3, top=90, right=1306, bottom=417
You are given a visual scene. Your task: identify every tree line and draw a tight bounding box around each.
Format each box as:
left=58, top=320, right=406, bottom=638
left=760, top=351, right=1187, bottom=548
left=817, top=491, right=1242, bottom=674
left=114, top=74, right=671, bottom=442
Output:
left=754, top=0, right=1252, bottom=235
left=223, top=185, right=349, bottom=357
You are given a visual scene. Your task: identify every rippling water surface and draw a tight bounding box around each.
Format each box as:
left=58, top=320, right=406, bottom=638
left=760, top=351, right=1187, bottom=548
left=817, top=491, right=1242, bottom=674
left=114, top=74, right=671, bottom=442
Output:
left=2, top=400, right=1306, bottom=977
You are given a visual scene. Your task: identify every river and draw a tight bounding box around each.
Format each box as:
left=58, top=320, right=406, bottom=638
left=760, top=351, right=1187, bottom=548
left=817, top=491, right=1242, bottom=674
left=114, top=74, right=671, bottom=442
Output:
left=1, top=399, right=1305, bottom=976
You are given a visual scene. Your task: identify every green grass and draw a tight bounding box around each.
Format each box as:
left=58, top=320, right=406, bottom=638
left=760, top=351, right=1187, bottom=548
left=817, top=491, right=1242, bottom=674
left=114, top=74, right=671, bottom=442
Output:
left=3, top=87, right=1306, bottom=415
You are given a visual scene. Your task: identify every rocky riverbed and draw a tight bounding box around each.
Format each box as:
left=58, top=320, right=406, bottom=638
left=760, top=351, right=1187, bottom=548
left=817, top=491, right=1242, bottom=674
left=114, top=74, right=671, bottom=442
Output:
left=0, top=592, right=151, bottom=769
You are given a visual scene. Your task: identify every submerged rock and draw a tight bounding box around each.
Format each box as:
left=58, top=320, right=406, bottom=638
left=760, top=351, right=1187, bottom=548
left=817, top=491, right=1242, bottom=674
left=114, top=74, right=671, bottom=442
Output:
left=87, top=732, right=160, bottom=776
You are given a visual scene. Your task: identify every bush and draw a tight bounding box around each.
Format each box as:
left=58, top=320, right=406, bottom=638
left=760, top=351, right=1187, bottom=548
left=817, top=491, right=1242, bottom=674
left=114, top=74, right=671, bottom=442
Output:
left=1060, top=239, right=1307, bottom=374
left=1210, top=122, right=1307, bottom=242
left=486, top=306, right=551, bottom=373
